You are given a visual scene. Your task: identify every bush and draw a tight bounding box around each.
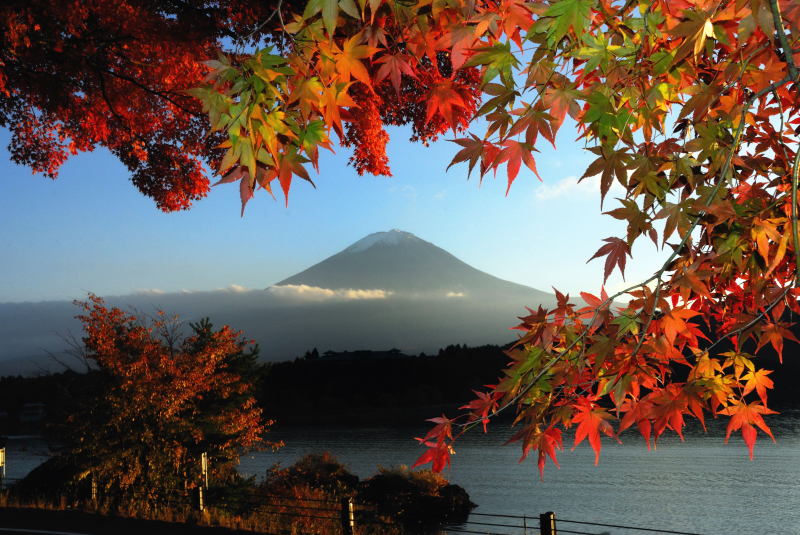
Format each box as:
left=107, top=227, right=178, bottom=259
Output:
left=358, top=465, right=475, bottom=526
left=263, top=452, right=359, bottom=497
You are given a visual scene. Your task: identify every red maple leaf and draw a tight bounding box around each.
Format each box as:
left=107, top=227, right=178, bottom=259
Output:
left=588, top=237, right=631, bottom=283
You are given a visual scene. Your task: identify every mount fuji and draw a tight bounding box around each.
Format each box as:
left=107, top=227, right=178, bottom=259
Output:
left=276, top=229, right=553, bottom=300
left=0, top=230, right=558, bottom=374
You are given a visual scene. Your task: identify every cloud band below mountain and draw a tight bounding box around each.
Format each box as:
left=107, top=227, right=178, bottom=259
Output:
left=267, top=284, right=392, bottom=301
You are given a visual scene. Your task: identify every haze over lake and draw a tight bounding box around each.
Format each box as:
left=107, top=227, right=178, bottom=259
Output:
left=0, top=230, right=561, bottom=374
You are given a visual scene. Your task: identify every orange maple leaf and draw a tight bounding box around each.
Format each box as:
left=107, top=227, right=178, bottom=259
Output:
left=741, top=368, right=773, bottom=405
left=719, top=401, right=777, bottom=460
left=425, top=80, right=467, bottom=127
left=334, top=35, right=375, bottom=86
left=571, top=398, right=616, bottom=465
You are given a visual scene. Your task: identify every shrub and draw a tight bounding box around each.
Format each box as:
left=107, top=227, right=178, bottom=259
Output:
left=358, top=465, right=474, bottom=526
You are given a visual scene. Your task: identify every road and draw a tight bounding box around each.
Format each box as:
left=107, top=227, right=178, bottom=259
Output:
left=0, top=530, right=92, bottom=535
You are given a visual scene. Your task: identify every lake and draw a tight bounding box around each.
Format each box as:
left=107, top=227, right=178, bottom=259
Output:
left=3, top=408, right=800, bottom=535
left=239, top=408, right=800, bottom=535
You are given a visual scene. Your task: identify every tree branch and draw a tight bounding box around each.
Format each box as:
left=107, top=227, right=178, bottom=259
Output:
left=769, top=0, right=798, bottom=79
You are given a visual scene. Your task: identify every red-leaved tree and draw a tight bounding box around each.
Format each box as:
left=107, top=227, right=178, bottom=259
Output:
left=60, top=295, right=274, bottom=495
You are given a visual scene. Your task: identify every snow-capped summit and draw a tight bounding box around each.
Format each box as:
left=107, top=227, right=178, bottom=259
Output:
left=343, top=229, right=423, bottom=253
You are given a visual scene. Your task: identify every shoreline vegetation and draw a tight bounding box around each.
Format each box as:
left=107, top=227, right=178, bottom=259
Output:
left=2, top=454, right=474, bottom=535
left=0, top=344, right=510, bottom=434
left=1, top=340, right=798, bottom=433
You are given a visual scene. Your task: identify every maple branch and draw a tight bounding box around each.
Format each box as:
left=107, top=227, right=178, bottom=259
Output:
left=704, top=286, right=793, bottom=354
left=93, top=63, right=202, bottom=119
left=239, top=0, right=285, bottom=52
left=454, top=272, right=660, bottom=433
left=662, top=75, right=791, bottom=271
left=791, top=144, right=800, bottom=285
left=769, top=0, right=798, bottom=79
left=455, top=73, right=797, bottom=436
left=628, top=277, right=662, bottom=365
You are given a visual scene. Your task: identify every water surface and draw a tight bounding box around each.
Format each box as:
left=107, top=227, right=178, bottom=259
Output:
left=3, top=411, right=799, bottom=534
left=239, top=409, right=800, bottom=535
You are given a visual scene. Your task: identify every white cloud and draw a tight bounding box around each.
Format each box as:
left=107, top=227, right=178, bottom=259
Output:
left=445, top=291, right=466, bottom=298
left=389, top=184, right=418, bottom=201
left=135, top=285, right=250, bottom=296
left=534, top=174, right=625, bottom=201
left=267, top=284, right=391, bottom=301
left=224, top=284, right=249, bottom=293
left=133, top=288, right=166, bottom=295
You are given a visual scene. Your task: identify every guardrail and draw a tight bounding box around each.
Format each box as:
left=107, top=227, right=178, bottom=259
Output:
left=0, top=477, right=706, bottom=535
left=444, top=510, right=705, bottom=535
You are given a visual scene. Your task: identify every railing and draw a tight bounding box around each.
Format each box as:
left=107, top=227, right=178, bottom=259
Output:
left=444, top=511, right=705, bottom=535
left=0, top=478, right=707, bottom=535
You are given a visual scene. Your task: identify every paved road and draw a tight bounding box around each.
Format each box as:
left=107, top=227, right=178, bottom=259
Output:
left=0, top=529, right=92, bottom=535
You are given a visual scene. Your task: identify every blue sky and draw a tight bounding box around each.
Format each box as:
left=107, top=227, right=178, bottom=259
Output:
left=0, top=122, right=664, bottom=303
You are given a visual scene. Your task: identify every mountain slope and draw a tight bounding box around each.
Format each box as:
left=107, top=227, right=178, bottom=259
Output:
left=0, top=230, right=558, bottom=373
left=277, top=229, right=551, bottom=300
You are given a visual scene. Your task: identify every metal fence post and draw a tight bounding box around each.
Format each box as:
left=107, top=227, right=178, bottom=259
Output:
left=0, top=447, right=5, bottom=490
left=91, top=473, right=98, bottom=504
left=197, top=485, right=205, bottom=512
left=341, top=497, right=355, bottom=535
left=539, top=511, right=557, bottom=535
left=200, top=452, right=208, bottom=490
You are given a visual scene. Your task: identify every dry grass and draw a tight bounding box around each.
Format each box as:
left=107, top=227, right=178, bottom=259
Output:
left=0, top=491, right=402, bottom=535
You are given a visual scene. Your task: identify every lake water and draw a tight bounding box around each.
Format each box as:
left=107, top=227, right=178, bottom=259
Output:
left=238, top=409, right=800, bottom=535
left=3, top=409, right=800, bottom=535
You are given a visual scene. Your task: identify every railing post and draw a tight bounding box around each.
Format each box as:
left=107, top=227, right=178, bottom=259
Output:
left=523, top=514, right=527, bottom=535
left=197, top=485, right=205, bottom=512
left=341, top=497, right=355, bottom=535
left=0, top=447, right=5, bottom=490
left=539, top=511, right=557, bottom=535
left=200, top=452, right=209, bottom=490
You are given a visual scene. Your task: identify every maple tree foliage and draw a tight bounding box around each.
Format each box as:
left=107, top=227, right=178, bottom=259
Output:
left=57, top=295, right=274, bottom=496
left=6, top=0, right=800, bottom=478
left=0, top=0, right=311, bottom=211
left=189, top=0, right=800, bottom=477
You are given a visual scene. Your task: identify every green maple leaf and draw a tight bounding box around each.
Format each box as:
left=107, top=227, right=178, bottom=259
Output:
left=545, top=0, right=593, bottom=47
left=464, top=42, right=520, bottom=84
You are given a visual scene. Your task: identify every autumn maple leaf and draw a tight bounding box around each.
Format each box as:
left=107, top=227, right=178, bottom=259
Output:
left=588, top=237, right=631, bottom=283
left=460, top=389, right=502, bottom=432
left=571, top=397, right=616, bottom=464
left=494, top=139, right=541, bottom=193
left=755, top=322, right=799, bottom=362
left=537, top=426, right=563, bottom=480
left=741, top=369, right=774, bottom=405
left=413, top=415, right=455, bottom=471
left=375, top=53, right=416, bottom=94
left=334, top=35, right=375, bottom=86
left=719, top=401, right=777, bottom=460
left=426, top=80, right=467, bottom=128
left=660, top=307, right=701, bottom=344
